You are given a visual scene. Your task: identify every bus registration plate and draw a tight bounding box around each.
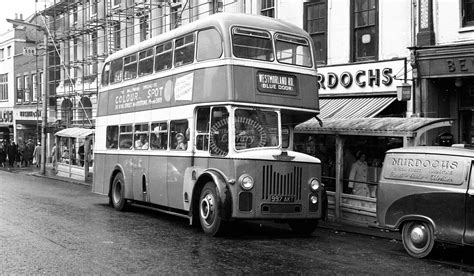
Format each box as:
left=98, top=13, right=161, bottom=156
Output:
left=271, top=195, right=295, bottom=202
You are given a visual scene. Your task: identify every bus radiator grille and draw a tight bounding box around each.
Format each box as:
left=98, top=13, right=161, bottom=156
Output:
left=262, top=165, right=302, bottom=201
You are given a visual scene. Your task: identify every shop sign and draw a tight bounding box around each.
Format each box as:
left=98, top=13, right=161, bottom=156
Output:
left=14, top=109, right=41, bottom=121
left=256, top=71, right=298, bottom=95
left=317, top=59, right=407, bottom=95
left=397, top=83, right=412, bottom=101
left=419, top=57, right=474, bottom=77
left=0, top=110, right=13, bottom=123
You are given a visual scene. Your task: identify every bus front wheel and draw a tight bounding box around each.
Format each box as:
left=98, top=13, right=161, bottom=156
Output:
left=199, top=182, right=224, bottom=236
left=111, top=172, right=128, bottom=211
left=402, top=221, right=435, bottom=258
left=288, top=220, right=318, bottom=235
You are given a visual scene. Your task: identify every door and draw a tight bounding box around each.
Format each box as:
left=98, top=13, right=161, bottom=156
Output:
left=464, top=162, right=474, bottom=244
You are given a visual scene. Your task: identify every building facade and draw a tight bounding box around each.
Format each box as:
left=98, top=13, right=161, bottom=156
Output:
left=0, top=13, right=45, bottom=146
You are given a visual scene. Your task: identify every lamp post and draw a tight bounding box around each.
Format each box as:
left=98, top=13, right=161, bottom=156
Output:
left=7, top=18, right=48, bottom=175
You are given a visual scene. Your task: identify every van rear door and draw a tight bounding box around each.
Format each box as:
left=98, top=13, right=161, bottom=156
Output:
left=463, top=162, right=474, bottom=245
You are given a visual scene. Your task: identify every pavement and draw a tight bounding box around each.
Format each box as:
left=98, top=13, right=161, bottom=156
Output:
left=1, top=162, right=401, bottom=241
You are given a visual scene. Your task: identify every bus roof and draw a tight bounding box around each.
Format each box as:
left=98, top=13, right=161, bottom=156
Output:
left=105, top=12, right=311, bottom=63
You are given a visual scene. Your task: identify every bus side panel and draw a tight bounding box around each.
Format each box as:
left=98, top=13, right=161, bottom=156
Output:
left=167, top=155, right=193, bottom=210
left=117, top=154, right=134, bottom=200
left=131, top=155, right=150, bottom=202
left=193, top=66, right=230, bottom=102
left=149, top=155, right=169, bottom=206
left=93, top=153, right=107, bottom=195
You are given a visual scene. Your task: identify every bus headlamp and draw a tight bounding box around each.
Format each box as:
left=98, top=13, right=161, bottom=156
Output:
left=309, top=178, right=320, bottom=192
left=239, top=174, right=254, bottom=191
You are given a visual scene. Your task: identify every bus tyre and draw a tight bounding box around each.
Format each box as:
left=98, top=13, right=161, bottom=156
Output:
left=402, top=221, right=435, bottom=258
left=111, top=172, right=128, bottom=211
left=289, top=220, right=318, bottom=235
left=199, top=182, right=224, bottom=236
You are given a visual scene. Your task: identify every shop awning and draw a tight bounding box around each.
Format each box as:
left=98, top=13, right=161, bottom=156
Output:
left=296, top=117, right=453, bottom=145
left=319, top=96, right=396, bottom=119
left=55, top=127, right=94, bottom=138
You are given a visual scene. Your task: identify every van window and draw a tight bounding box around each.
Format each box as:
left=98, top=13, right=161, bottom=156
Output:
left=197, top=29, right=222, bottom=61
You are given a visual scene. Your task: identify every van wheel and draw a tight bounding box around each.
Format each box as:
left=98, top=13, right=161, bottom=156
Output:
left=402, top=221, right=434, bottom=258
left=199, top=182, right=224, bottom=236
left=111, top=172, right=128, bottom=211
left=288, top=220, right=318, bottom=235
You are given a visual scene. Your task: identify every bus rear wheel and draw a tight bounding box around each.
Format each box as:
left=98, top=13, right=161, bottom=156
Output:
left=199, top=182, right=224, bottom=236
left=111, top=172, right=128, bottom=211
left=288, top=220, right=318, bottom=235
left=402, top=221, right=435, bottom=258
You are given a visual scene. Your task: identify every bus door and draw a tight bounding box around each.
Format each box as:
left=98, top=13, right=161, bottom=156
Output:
left=464, top=161, right=474, bottom=244
left=167, top=119, right=191, bottom=209
left=148, top=121, right=169, bottom=206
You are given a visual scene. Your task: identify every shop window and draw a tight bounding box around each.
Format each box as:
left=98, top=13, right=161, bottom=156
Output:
left=261, top=0, right=275, bottom=17
left=352, top=0, right=378, bottom=62
left=140, top=14, right=149, bottom=42
left=0, top=73, right=7, bottom=101
left=304, top=0, right=327, bottom=65
left=463, top=0, right=474, bottom=27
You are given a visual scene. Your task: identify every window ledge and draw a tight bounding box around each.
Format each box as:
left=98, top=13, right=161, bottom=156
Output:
left=459, top=26, right=474, bottom=33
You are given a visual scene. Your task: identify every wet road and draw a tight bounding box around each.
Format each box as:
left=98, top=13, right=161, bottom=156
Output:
left=1, top=170, right=474, bottom=274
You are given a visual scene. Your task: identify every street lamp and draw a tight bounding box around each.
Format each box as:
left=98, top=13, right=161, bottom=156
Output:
left=7, top=18, right=48, bottom=175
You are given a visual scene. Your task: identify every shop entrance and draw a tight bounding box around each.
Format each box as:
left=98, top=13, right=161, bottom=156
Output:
left=460, top=110, right=474, bottom=145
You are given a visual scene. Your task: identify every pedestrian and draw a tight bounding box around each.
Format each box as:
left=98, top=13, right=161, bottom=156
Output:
left=51, top=143, right=57, bottom=171
left=7, top=141, right=19, bottom=167
left=23, top=139, right=35, bottom=167
left=0, top=143, right=6, bottom=167
left=348, top=151, right=370, bottom=197
left=33, top=142, right=42, bottom=168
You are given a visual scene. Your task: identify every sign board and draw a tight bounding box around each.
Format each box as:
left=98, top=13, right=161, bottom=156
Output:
left=317, top=59, right=407, bottom=95
left=256, top=71, right=298, bottom=95
left=23, top=47, right=36, bottom=56
left=397, top=83, right=412, bottom=101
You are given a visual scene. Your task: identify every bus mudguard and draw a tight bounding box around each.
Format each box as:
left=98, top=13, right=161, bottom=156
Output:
left=194, top=168, right=233, bottom=220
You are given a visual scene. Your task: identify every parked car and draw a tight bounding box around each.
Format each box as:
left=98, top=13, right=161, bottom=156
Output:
left=377, top=146, right=474, bottom=258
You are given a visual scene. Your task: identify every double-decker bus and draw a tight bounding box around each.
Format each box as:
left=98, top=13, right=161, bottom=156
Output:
left=93, top=12, right=326, bottom=236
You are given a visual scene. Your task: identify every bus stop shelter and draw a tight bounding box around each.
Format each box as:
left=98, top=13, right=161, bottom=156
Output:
left=54, top=127, right=94, bottom=183
left=295, top=117, right=453, bottom=225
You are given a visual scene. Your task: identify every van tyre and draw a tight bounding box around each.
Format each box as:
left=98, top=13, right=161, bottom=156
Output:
left=289, top=220, right=318, bottom=235
left=111, top=172, right=128, bottom=211
left=402, top=221, right=435, bottom=258
left=199, top=182, right=225, bottom=236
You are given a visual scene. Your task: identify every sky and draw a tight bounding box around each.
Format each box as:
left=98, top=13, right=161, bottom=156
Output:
left=0, top=0, right=48, bottom=34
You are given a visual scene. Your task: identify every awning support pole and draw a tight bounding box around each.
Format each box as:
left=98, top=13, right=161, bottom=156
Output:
left=335, top=135, right=344, bottom=220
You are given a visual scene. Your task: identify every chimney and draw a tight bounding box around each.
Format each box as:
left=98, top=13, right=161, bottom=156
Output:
left=20, top=14, right=23, bottom=20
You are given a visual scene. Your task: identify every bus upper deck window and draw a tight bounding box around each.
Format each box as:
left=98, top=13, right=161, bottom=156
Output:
left=123, top=54, right=138, bottom=80
left=110, top=59, right=123, bottom=83
left=275, top=33, right=312, bottom=67
left=232, top=27, right=274, bottom=61
left=138, top=48, right=154, bottom=76
left=175, top=34, right=195, bottom=67
left=155, top=41, right=173, bottom=72
left=102, top=62, right=111, bottom=86
left=197, top=29, right=223, bottom=61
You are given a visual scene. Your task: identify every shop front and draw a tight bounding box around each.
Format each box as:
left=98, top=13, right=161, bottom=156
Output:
left=294, top=58, right=453, bottom=226
left=14, top=108, right=41, bottom=145
left=0, top=109, right=14, bottom=144
left=415, top=43, right=474, bottom=145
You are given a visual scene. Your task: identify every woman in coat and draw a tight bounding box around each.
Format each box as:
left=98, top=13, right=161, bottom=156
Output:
left=348, top=151, right=370, bottom=197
